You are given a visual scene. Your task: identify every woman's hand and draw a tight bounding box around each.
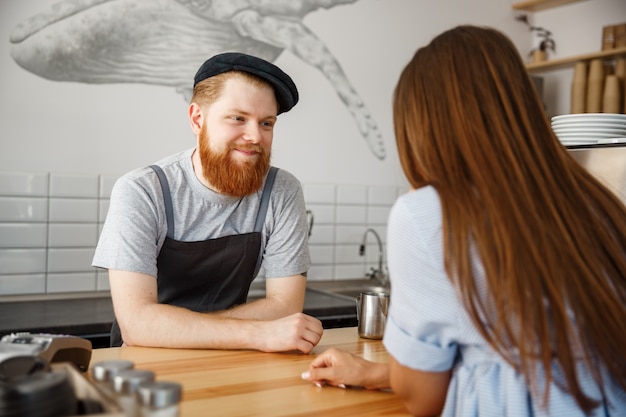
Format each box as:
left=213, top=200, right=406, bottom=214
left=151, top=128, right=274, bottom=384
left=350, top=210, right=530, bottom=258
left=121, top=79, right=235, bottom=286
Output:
left=301, top=347, right=390, bottom=390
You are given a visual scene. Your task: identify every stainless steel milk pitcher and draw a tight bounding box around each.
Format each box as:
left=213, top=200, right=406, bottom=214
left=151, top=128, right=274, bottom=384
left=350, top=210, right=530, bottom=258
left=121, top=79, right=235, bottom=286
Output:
left=356, top=291, right=389, bottom=339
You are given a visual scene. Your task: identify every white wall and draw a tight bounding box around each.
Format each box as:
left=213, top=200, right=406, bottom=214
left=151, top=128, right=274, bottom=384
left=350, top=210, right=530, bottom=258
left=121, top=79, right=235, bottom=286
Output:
left=1, top=1, right=623, bottom=184
left=1, top=0, right=529, bottom=186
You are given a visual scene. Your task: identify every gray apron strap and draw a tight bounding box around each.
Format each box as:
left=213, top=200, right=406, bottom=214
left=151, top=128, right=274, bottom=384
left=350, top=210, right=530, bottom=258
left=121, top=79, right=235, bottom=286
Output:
left=149, top=165, right=175, bottom=238
left=253, top=166, right=279, bottom=276
left=254, top=167, right=278, bottom=232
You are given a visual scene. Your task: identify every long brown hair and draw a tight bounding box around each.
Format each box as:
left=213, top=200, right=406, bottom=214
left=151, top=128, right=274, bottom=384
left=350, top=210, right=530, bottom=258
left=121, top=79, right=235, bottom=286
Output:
left=393, top=25, right=626, bottom=412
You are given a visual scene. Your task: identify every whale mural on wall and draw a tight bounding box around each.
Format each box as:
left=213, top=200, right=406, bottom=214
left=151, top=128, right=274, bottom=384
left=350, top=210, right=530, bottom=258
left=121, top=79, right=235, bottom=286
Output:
left=9, top=0, right=386, bottom=159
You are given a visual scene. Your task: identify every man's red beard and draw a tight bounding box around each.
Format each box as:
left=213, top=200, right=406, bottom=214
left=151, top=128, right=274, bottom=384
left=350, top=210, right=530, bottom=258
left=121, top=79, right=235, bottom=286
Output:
left=198, top=126, right=271, bottom=197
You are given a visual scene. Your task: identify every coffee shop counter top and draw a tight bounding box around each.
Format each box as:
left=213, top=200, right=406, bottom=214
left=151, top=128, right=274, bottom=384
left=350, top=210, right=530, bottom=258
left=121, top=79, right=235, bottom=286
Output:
left=0, top=284, right=359, bottom=347
left=90, top=326, right=410, bottom=416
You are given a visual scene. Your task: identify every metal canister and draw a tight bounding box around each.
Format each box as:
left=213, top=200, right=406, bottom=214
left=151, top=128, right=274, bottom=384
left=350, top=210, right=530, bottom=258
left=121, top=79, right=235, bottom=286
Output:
left=356, top=291, right=389, bottom=339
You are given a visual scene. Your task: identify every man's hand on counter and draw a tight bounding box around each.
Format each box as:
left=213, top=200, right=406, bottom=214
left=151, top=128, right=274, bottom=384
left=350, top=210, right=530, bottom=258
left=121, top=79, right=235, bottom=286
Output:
left=252, top=313, right=323, bottom=354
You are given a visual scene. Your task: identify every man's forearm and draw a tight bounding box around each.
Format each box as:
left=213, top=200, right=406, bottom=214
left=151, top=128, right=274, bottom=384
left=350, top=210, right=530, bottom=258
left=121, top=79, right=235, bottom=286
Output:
left=119, top=298, right=318, bottom=352
left=120, top=302, right=264, bottom=350
left=215, top=294, right=303, bottom=320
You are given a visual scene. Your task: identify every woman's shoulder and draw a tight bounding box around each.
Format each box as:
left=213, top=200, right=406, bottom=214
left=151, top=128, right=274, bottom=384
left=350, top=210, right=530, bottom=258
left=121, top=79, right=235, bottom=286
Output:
left=396, top=185, right=441, bottom=208
left=392, top=185, right=442, bottom=228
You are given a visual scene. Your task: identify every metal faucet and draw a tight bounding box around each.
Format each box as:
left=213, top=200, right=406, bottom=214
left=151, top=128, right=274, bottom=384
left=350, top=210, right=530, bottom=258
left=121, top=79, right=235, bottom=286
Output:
left=359, top=228, right=387, bottom=287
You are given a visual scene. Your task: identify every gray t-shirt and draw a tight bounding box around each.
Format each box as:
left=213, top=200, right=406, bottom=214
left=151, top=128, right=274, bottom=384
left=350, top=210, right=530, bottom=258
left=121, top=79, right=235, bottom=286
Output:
left=92, top=148, right=310, bottom=279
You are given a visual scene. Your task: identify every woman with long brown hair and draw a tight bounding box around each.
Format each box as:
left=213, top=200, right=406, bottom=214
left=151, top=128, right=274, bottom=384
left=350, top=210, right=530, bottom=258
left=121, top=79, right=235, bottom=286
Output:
left=303, top=25, right=626, bottom=416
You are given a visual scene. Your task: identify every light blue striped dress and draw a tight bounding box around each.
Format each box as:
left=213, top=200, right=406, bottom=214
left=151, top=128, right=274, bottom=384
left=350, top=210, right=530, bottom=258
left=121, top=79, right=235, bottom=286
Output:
left=382, top=186, right=626, bottom=417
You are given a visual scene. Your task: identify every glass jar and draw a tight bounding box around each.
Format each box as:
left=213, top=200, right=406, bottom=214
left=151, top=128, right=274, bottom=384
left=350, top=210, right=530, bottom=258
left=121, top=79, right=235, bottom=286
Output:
left=90, top=359, right=135, bottom=399
left=113, top=369, right=155, bottom=417
left=136, top=381, right=182, bottom=417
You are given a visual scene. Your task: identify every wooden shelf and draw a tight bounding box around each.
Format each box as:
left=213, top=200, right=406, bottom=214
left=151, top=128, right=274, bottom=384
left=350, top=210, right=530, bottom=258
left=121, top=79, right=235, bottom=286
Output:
left=526, top=47, right=626, bottom=72
left=512, top=0, right=586, bottom=12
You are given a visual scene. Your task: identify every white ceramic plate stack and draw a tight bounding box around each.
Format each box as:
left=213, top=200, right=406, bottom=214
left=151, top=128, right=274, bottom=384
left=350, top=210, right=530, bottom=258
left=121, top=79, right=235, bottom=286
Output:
left=551, top=113, right=626, bottom=146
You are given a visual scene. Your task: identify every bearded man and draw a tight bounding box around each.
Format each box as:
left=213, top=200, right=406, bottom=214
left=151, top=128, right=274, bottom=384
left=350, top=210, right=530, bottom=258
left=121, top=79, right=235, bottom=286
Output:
left=93, top=53, right=323, bottom=352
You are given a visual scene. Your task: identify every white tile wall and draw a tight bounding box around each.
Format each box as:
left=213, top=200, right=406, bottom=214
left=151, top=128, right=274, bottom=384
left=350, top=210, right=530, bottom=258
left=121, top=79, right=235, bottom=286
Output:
left=303, top=184, right=336, bottom=204
left=337, top=185, right=367, bottom=205
left=49, top=199, right=98, bottom=222
left=0, top=172, right=48, bottom=196
left=305, top=182, right=395, bottom=282
left=307, top=224, right=334, bottom=245
left=336, top=206, right=367, bottom=224
left=335, top=225, right=365, bottom=244
left=305, top=204, right=335, bottom=224
left=335, top=244, right=364, bottom=264
left=0, top=249, right=46, bottom=274
left=50, top=174, right=99, bottom=198
left=368, top=206, right=392, bottom=225
left=0, top=171, right=399, bottom=297
left=0, top=171, right=109, bottom=297
left=47, top=248, right=98, bottom=273
left=0, top=197, right=48, bottom=222
left=48, top=224, right=98, bottom=247
left=0, top=224, right=47, bottom=248
left=309, top=245, right=334, bottom=265
left=47, top=272, right=97, bottom=293
left=0, top=274, right=46, bottom=295
left=368, top=186, right=398, bottom=205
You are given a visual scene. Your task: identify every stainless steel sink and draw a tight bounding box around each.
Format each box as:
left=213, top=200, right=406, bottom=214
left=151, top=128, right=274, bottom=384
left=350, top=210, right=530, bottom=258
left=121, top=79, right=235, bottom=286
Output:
left=307, top=280, right=390, bottom=301
left=247, top=279, right=390, bottom=302
left=325, top=286, right=389, bottom=301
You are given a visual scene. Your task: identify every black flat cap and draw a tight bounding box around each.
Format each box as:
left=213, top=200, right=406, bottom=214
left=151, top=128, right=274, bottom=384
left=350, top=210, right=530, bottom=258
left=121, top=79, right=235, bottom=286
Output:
left=193, top=52, right=299, bottom=114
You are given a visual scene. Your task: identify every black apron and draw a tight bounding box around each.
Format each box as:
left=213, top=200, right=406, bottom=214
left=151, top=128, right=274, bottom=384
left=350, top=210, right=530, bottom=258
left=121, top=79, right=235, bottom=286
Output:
left=110, top=165, right=278, bottom=346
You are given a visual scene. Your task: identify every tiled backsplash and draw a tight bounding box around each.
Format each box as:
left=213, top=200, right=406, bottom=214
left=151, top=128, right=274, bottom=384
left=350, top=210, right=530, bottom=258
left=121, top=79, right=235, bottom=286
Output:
left=0, top=171, right=406, bottom=299
left=304, top=183, right=402, bottom=280
left=0, top=171, right=115, bottom=298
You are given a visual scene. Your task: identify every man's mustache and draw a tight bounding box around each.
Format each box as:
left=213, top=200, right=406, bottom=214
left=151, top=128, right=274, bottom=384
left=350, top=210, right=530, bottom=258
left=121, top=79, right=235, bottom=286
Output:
left=231, top=144, right=262, bottom=153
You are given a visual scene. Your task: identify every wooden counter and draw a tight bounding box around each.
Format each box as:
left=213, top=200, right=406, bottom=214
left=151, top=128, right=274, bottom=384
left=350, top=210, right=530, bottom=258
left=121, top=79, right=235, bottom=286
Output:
left=90, top=327, right=410, bottom=416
